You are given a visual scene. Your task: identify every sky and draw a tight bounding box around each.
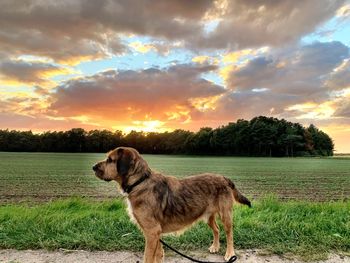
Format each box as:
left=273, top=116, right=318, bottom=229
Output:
left=0, top=0, right=350, bottom=153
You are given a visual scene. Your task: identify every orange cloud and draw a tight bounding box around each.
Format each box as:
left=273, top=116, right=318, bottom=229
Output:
left=47, top=65, right=224, bottom=128
left=189, top=95, right=222, bottom=112
left=0, top=112, right=102, bottom=132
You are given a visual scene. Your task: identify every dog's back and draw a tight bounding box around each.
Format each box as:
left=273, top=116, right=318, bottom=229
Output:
left=150, top=173, right=250, bottom=233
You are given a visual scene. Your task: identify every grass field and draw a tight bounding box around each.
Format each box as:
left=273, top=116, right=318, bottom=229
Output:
left=1, top=152, right=350, bottom=260
left=0, top=152, right=349, bottom=202
left=0, top=197, right=349, bottom=261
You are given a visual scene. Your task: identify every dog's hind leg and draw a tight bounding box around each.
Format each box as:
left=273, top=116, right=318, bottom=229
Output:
left=220, top=209, right=235, bottom=261
left=207, top=213, right=220, bottom=253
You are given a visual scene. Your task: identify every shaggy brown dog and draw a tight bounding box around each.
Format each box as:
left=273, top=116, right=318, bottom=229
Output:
left=92, top=147, right=251, bottom=263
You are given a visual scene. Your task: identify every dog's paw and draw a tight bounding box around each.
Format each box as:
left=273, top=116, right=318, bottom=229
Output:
left=224, top=250, right=235, bottom=261
left=208, top=244, right=220, bottom=253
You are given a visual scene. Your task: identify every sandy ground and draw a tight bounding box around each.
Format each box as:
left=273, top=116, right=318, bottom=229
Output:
left=0, top=249, right=349, bottom=263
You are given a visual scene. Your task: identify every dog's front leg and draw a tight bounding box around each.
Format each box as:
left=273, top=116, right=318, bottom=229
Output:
left=155, top=241, right=164, bottom=263
left=143, top=225, right=162, bottom=263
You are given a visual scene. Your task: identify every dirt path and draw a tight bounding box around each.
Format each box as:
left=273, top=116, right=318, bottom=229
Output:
left=0, top=249, right=349, bottom=263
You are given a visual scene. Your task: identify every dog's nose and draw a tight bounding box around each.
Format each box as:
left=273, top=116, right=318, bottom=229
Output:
left=92, top=164, right=98, bottom=171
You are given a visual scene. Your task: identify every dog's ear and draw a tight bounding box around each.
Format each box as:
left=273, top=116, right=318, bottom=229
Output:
left=117, top=148, right=134, bottom=176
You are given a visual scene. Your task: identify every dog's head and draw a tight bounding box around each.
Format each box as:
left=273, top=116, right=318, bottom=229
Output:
left=92, top=147, right=148, bottom=184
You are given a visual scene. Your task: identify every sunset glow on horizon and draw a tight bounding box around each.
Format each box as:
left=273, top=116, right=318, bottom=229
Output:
left=1, top=1, right=350, bottom=152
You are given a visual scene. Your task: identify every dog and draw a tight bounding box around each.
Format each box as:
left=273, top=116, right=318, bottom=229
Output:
left=92, top=147, right=251, bottom=263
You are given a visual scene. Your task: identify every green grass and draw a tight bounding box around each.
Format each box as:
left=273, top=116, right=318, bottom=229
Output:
left=0, top=152, right=350, bottom=202
left=0, top=197, right=349, bottom=261
left=1, top=152, right=349, bottom=259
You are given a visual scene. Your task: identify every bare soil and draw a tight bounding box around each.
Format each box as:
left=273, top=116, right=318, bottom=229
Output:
left=0, top=249, right=349, bottom=263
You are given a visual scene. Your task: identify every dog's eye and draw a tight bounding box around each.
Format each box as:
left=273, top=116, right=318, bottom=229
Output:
left=107, top=157, right=112, bottom=163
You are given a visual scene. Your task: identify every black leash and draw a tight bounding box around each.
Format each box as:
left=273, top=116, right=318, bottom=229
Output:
left=160, top=239, right=237, bottom=263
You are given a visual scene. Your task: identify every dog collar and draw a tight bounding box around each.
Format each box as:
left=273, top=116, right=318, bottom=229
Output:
left=123, top=172, right=150, bottom=194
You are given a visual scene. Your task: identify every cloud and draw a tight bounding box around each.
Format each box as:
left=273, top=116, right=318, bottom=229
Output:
left=192, top=55, right=220, bottom=65
left=0, top=26, right=112, bottom=65
left=189, top=41, right=350, bottom=124
left=1, top=40, right=349, bottom=131
left=128, top=41, right=175, bottom=55
left=198, top=90, right=297, bottom=122
left=286, top=101, right=336, bottom=120
left=0, top=0, right=344, bottom=65
left=221, top=48, right=267, bottom=63
left=227, top=41, right=349, bottom=98
left=129, top=42, right=157, bottom=54
left=334, top=100, right=350, bottom=117
left=333, top=89, right=350, bottom=117
left=0, top=0, right=213, bottom=63
left=336, top=3, right=350, bottom=18
left=326, top=59, right=350, bottom=90
left=0, top=95, right=51, bottom=118
left=0, top=112, right=101, bottom=131
left=196, top=0, right=345, bottom=49
left=0, top=59, right=74, bottom=86
left=47, top=64, right=225, bottom=128
left=0, top=94, right=102, bottom=131
left=44, top=41, right=350, bottom=129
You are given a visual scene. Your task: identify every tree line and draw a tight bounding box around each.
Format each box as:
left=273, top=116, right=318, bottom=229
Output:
left=0, top=116, right=334, bottom=156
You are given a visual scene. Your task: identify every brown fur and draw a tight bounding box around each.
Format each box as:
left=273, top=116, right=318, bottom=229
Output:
left=93, top=147, right=251, bottom=263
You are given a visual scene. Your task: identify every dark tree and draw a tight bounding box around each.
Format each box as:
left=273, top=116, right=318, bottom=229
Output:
left=0, top=116, right=334, bottom=156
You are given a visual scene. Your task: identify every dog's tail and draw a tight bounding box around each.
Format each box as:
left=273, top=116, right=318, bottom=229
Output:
left=224, top=177, right=251, bottom=207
